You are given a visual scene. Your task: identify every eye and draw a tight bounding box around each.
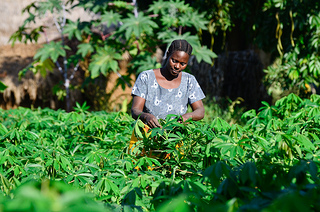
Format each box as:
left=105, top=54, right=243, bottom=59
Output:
left=181, top=62, right=186, bottom=66
left=171, top=58, right=177, bottom=63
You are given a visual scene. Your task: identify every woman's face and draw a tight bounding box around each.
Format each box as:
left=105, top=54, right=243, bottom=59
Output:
left=165, top=51, right=189, bottom=77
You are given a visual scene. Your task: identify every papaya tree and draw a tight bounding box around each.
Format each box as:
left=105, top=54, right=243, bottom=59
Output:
left=9, top=0, right=217, bottom=111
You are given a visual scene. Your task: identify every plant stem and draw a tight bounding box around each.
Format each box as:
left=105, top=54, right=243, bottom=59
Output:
left=133, top=0, right=138, bottom=18
left=52, top=0, right=71, bottom=112
left=116, top=71, right=132, bottom=88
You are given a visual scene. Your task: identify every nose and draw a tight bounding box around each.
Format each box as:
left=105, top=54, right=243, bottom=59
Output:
left=174, top=63, right=181, bottom=70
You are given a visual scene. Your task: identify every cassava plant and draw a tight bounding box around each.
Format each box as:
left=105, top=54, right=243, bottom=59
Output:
left=2, top=94, right=320, bottom=210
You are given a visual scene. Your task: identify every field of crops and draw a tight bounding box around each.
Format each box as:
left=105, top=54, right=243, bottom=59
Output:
left=1, top=94, right=320, bottom=211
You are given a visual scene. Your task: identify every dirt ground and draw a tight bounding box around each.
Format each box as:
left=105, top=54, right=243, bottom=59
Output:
left=0, top=43, right=41, bottom=109
left=0, top=43, right=41, bottom=77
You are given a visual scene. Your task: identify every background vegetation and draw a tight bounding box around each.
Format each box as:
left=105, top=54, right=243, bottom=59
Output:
left=6, top=0, right=320, bottom=112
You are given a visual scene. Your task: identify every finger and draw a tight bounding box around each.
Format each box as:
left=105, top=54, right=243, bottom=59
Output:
left=154, top=120, right=161, bottom=128
left=148, top=120, right=156, bottom=128
left=147, top=122, right=154, bottom=128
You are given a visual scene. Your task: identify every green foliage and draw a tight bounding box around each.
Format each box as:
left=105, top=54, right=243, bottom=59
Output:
left=100, top=11, right=122, bottom=28
left=64, top=19, right=91, bottom=41
left=8, top=0, right=320, bottom=109
left=192, top=44, right=218, bottom=64
left=0, top=181, right=110, bottom=211
left=118, top=12, right=158, bottom=40
left=11, top=0, right=216, bottom=79
left=129, top=52, right=161, bottom=74
left=190, top=0, right=234, bottom=50
left=34, top=41, right=69, bottom=62
left=2, top=94, right=320, bottom=210
left=190, top=0, right=320, bottom=101
left=202, top=97, right=246, bottom=125
left=0, top=81, right=7, bottom=92
left=260, top=1, right=320, bottom=99
left=89, top=46, right=123, bottom=78
left=9, top=26, right=46, bottom=46
left=10, top=0, right=217, bottom=110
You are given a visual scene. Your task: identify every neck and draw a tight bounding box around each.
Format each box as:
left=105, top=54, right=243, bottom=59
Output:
left=160, top=67, right=178, bottom=81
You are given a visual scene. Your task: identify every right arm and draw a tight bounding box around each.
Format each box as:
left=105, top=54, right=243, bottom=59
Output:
left=131, top=95, right=161, bottom=128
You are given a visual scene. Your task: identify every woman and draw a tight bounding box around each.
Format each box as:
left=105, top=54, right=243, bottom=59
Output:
left=131, top=39, right=205, bottom=128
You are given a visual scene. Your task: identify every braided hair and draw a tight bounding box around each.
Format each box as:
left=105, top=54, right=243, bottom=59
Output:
left=162, top=39, right=193, bottom=66
left=167, top=39, right=193, bottom=56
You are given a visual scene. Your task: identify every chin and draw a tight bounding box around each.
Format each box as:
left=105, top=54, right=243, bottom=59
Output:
left=171, top=69, right=180, bottom=76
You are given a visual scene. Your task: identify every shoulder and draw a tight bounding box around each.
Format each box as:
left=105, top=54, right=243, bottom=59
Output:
left=139, top=69, right=154, bottom=75
left=137, top=69, right=154, bottom=79
left=136, top=69, right=154, bottom=81
left=182, top=72, right=197, bottom=83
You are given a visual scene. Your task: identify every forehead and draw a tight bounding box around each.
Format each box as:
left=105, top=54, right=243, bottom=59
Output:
left=170, top=51, right=189, bottom=62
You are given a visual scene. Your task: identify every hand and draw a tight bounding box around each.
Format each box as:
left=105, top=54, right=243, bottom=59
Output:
left=180, top=100, right=205, bottom=122
left=142, top=113, right=161, bottom=128
left=181, top=114, right=191, bottom=122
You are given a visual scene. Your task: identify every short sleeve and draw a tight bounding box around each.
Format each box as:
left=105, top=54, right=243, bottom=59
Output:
left=131, top=71, right=149, bottom=99
left=187, top=75, right=206, bottom=104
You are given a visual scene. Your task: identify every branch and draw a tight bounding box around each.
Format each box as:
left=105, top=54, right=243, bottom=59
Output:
left=61, top=2, right=67, bottom=28
left=69, top=62, right=80, bottom=80
left=132, top=0, right=138, bottom=18
left=53, top=15, right=62, bottom=33
left=116, top=71, right=132, bottom=88
left=43, top=28, right=64, bottom=75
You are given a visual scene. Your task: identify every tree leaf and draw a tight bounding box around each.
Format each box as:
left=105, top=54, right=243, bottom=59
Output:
left=0, top=81, right=7, bottom=92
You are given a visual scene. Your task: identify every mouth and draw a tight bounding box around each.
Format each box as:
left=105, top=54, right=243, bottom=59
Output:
left=171, top=69, right=180, bottom=75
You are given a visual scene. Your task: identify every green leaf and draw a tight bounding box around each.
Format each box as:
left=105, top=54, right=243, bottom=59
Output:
left=100, top=11, right=122, bottom=28
left=0, top=81, right=7, bottom=92
left=161, top=15, right=179, bottom=28
left=162, top=32, right=199, bottom=49
left=123, top=189, right=136, bottom=206
left=14, top=166, right=20, bottom=176
left=77, top=43, right=94, bottom=58
left=210, top=117, right=231, bottom=132
left=119, top=12, right=158, bottom=40
left=27, top=58, right=55, bottom=78
left=64, top=19, right=91, bottom=41
left=89, top=46, right=122, bottom=78
left=148, top=0, right=168, bottom=14
left=107, top=179, right=120, bottom=195
left=53, top=160, right=60, bottom=171
left=295, top=134, right=315, bottom=151
left=34, top=41, right=66, bottom=62
left=193, top=45, right=218, bottom=64
left=0, top=123, right=8, bottom=134
left=129, top=52, right=160, bottom=74
left=38, top=0, right=63, bottom=14
left=182, top=11, right=208, bottom=30
left=156, top=194, right=190, bottom=212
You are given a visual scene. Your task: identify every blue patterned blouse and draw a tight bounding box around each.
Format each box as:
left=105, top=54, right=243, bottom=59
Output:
left=131, top=69, right=205, bottom=120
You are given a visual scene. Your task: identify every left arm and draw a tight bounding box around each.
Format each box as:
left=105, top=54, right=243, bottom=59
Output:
left=181, top=100, right=205, bottom=122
